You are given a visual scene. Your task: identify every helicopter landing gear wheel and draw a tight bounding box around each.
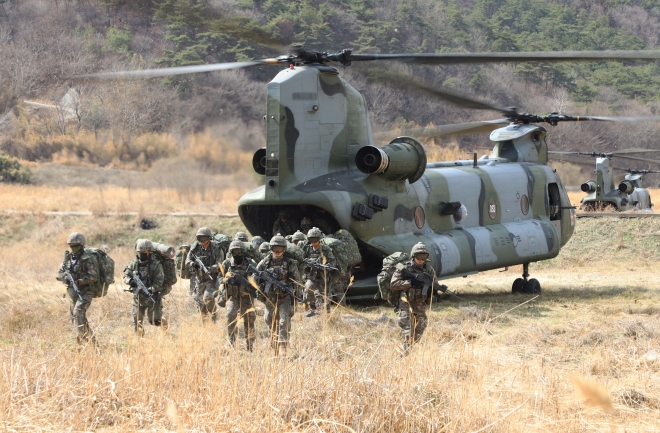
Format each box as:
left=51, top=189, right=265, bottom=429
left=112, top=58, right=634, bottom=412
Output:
left=523, top=278, right=541, bottom=294
left=512, top=278, right=524, bottom=293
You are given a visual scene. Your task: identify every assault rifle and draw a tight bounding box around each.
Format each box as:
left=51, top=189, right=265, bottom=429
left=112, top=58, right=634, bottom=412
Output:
left=125, top=267, right=157, bottom=303
left=62, top=253, right=83, bottom=301
left=401, top=269, right=465, bottom=302
left=225, top=271, right=257, bottom=297
left=248, top=264, right=303, bottom=302
left=190, top=253, right=214, bottom=280
left=303, top=258, right=339, bottom=273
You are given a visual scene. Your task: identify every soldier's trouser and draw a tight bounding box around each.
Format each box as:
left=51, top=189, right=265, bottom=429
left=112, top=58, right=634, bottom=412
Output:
left=193, top=278, right=217, bottom=323
left=226, top=294, right=256, bottom=350
left=264, top=294, right=293, bottom=344
left=68, top=286, right=94, bottom=343
left=398, top=300, right=429, bottom=347
left=132, top=293, right=164, bottom=334
left=305, top=278, right=332, bottom=311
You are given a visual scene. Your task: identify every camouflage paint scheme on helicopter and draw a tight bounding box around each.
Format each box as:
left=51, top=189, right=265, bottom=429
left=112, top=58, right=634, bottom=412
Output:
left=238, top=66, right=576, bottom=297
left=580, top=157, right=653, bottom=211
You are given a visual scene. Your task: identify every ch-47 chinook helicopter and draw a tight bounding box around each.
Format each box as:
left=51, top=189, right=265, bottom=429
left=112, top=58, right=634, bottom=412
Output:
left=81, top=46, right=660, bottom=297
left=549, top=150, right=660, bottom=211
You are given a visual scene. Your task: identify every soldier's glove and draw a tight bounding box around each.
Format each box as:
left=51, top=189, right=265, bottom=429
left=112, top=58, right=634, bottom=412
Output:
left=129, top=279, right=138, bottom=288
left=191, top=262, right=201, bottom=270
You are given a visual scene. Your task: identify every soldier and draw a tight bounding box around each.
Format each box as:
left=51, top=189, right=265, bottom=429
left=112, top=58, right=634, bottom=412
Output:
left=300, top=227, right=337, bottom=317
left=56, top=232, right=99, bottom=344
left=220, top=241, right=258, bottom=351
left=291, top=230, right=306, bottom=246
left=123, top=239, right=166, bottom=336
left=256, top=234, right=301, bottom=355
left=259, top=241, right=270, bottom=259
left=186, top=227, right=224, bottom=323
left=272, top=208, right=297, bottom=237
left=251, top=236, right=265, bottom=250
left=312, top=208, right=334, bottom=236
left=300, top=217, right=313, bottom=234
left=234, top=232, right=249, bottom=242
left=390, top=242, right=436, bottom=354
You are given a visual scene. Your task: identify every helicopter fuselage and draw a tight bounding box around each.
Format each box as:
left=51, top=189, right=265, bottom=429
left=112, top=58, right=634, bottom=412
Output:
left=238, top=65, right=575, bottom=296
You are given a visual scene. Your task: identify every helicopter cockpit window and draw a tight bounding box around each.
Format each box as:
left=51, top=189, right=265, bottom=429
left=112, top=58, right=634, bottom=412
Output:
left=499, top=140, right=518, bottom=162
left=548, top=183, right=561, bottom=221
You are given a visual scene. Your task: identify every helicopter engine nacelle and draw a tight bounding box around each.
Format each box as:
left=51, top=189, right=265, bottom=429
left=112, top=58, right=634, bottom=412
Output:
left=355, top=136, right=427, bottom=184
left=581, top=180, right=596, bottom=194
left=252, top=148, right=266, bottom=176
left=619, top=180, right=635, bottom=194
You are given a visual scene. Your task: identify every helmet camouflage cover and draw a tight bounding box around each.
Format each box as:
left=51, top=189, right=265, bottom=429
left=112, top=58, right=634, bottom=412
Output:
left=307, top=227, right=323, bottom=239
left=411, top=242, right=430, bottom=257
left=229, top=240, right=245, bottom=252
left=292, top=231, right=306, bottom=242
left=135, top=238, right=153, bottom=252
left=234, top=231, right=249, bottom=242
left=300, top=217, right=313, bottom=231
left=196, top=227, right=212, bottom=238
left=270, top=234, right=287, bottom=249
left=67, top=232, right=86, bottom=245
left=251, top=236, right=264, bottom=245
left=260, top=242, right=270, bottom=253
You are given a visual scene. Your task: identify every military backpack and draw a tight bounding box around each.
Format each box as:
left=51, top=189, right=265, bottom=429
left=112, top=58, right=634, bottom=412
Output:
left=331, top=229, right=362, bottom=269
left=152, top=242, right=178, bottom=295
left=213, top=233, right=232, bottom=257
left=85, top=248, right=115, bottom=298
left=377, top=252, right=409, bottom=302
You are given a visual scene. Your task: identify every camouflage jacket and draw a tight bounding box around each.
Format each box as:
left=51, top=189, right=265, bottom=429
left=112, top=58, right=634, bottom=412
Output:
left=185, top=241, right=224, bottom=281
left=391, top=259, right=437, bottom=303
left=123, top=257, right=165, bottom=294
left=220, top=255, right=257, bottom=297
left=272, top=218, right=298, bottom=237
left=256, top=254, right=301, bottom=297
left=56, top=250, right=99, bottom=292
left=300, top=242, right=336, bottom=281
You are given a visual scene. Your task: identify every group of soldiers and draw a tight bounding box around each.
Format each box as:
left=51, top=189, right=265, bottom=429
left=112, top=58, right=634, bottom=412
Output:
left=56, top=227, right=439, bottom=355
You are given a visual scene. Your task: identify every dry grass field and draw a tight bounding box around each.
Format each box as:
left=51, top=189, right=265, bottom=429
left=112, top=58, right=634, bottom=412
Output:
left=1, top=212, right=660, bottom=432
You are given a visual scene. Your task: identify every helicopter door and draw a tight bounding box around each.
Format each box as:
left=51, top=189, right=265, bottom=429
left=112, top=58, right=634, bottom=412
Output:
left=548, top=182, right=562, bottom=236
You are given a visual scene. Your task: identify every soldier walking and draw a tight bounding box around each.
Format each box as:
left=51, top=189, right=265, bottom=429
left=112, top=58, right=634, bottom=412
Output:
left=56, top=232, right=99, bottom=344
left=301, top=227, right=337, bottom=317
left=391, top=242, right=436, bottom=354
left=256, top=234, right=301, bottom=355
left=186, top=227, right=223, bottom=323
left=220, top=241, right=258, bottom=351
left=123, top=239, right=166, bottom=336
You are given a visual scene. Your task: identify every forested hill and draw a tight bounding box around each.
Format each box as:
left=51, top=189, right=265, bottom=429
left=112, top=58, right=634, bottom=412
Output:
left=1, top=0, right=660, bottom=170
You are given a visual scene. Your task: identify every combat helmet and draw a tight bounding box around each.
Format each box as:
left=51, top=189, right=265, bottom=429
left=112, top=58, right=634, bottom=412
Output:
left=229, top=240, right=245, bottom=254
left=292, top=230, right=306, bottom=242
left=67, top=232, right=86, bottom=245
left=411, top=242, right=430, bottom=259
left=196, top=227, right=212, bottom=239
left=135, top=239, right=153, bottom=252
left=278, top=208, right=290, bottom=219
left=259, top=242, right=270, bottom=253
left=307, top=227, right=324, bottom=240
left=234, top=231, right=249, bottom=242
left=251, top=236, right=264, bottom=246
left=270, top=234, right=287, bottom=250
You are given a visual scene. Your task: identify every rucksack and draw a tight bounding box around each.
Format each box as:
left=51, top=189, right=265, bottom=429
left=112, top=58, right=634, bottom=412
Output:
left=320, top=237, right=344, bottom=278
left=152, top=242, right=177, bottom=295
left=377, top=252, right=409, bottom=302
left=332, top=229, right=362, bottom=268
left=175, top=245, right=191, bottom=279
left=241, top=241, right=261, bottom=263
left=85, top=247, right=115, bottom=298
left=213, top=234, right=232, bottom=257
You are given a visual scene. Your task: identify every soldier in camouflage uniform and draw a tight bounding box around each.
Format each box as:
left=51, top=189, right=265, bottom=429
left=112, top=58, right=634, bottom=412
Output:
left=259, top=242, right=270, bottom=259
left=300, top=217, right=313, bottom=234
left=272, top=208, right=298, bottom=237
left=301, top=227, right=337, bottom=317
left=391, top=242, right=436, bottom=354
left=256, top=234, right=301, bottom=355
left=123, top=239, right=166, bottom=336
left=311, top=209, right=334, bottom=237
left=56, top=232, right=99, bottom=344
left=186, top=227, right=224, bottom=323
left=291, top=230, right=306, bottom=246
left=220, top=241, right=258, bottom=351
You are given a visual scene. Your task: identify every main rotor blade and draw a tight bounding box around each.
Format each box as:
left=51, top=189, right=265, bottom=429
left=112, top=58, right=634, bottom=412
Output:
left=611, top=147, right=660, bottom=154
left=350, top=50, right=660, bottom=65
left=373, top=119, right=509, bottom=141
left=75, top=60, right=277, bottom=80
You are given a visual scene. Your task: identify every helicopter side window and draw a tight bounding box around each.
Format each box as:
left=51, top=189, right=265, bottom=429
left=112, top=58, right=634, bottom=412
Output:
left=548, top=183, right=561, bottom=221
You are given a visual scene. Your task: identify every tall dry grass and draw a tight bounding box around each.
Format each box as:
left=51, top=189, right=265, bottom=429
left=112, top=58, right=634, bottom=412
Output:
left=1, top=215, right=660, bottom=431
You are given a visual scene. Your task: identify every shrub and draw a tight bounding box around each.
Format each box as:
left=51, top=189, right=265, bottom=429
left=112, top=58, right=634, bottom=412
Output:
left=0, top=154, right=31, bottom=184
